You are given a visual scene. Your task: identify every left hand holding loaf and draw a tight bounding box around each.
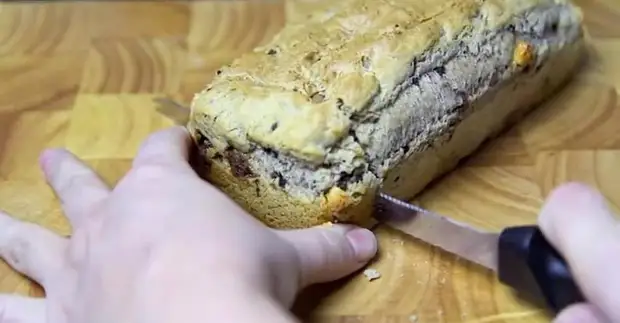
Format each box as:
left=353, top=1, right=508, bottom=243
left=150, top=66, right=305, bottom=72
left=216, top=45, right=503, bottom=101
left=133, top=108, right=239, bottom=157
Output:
left=0, top=126, right=378, bottom=323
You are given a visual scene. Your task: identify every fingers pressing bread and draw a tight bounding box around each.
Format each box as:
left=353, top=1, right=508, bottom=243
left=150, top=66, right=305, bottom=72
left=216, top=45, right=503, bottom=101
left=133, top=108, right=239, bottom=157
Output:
left=39, top=148, right=110, bottom=230
left=538, top=182, right=620, bottom=322
left=277, top=225, right=377, bottom=288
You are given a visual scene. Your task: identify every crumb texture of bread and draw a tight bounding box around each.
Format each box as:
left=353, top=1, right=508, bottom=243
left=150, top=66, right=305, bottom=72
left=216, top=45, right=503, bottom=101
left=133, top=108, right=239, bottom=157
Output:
left=187, top=0, right=585, bottom=229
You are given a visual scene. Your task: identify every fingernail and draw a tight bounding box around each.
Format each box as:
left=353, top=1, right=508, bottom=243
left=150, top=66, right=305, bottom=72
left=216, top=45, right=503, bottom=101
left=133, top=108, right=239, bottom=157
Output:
left=345, top=228, right=377, bottom=262
left=39, top=149, right=57, bottom=173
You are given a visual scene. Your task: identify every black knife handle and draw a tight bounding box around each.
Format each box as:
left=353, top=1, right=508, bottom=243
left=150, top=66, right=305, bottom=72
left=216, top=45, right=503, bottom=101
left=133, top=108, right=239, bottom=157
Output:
left=497, top=225, right=585, bottom=313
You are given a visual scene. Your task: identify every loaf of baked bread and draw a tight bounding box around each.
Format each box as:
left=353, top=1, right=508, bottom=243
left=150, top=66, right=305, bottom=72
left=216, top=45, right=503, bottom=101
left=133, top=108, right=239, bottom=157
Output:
left=187, top=0, right=585, bottom=229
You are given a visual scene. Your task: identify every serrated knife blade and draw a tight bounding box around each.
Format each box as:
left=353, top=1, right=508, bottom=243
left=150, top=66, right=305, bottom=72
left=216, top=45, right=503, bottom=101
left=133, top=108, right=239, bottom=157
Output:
left=373, top=192, right=585, bottom=313
left=374, top=192, right=499, bottom=272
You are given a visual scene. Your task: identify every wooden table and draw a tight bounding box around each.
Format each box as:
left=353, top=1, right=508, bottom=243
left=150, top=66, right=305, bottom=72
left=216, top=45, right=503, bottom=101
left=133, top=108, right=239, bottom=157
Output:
left=0, top=0, right=618, bottom=322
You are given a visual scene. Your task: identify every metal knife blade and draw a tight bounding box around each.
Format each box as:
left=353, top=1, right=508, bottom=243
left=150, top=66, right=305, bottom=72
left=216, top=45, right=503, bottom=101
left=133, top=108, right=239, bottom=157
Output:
left=374, top=193, right=588, bottom=314
left=153, top=97, right=191, bottom=125
left=374, top=192, right=498, bottom=272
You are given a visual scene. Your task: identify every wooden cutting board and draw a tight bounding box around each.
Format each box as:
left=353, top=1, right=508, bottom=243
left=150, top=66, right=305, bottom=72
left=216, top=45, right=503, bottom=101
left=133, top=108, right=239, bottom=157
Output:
left=0, top=0, right=618, bottom=322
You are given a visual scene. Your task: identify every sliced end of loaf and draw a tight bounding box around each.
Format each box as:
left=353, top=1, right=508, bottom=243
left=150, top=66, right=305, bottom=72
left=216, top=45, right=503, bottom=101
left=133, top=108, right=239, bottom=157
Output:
left=185, top=126, right=379, bottom=228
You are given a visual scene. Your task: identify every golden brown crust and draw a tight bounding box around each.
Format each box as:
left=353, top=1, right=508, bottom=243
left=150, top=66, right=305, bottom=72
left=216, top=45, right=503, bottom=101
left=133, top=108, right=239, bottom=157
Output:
left=190, top=0, right=579, bottom=164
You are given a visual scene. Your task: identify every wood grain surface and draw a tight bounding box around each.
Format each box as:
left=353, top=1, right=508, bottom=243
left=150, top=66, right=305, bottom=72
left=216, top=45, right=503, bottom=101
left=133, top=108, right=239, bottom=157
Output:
left=1, top=0, right=619, bottom=322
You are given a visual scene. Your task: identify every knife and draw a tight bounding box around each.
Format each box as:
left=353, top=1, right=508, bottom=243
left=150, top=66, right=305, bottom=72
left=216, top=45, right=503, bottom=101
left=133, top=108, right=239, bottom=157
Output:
left=152, top=98, right=586, bottom=314
left=375, top=192, right=586, bottom=314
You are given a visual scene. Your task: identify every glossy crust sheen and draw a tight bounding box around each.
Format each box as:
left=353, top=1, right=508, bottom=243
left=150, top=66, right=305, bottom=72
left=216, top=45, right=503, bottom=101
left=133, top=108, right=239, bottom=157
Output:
left=187, top=0, right=586, bottom=229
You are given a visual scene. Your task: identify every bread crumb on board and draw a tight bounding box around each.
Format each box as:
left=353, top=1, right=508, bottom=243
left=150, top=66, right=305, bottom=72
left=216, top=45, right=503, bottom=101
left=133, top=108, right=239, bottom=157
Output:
left=363, top=268, right=381, bottom=281
left=408, top=314, right=418, bottom=322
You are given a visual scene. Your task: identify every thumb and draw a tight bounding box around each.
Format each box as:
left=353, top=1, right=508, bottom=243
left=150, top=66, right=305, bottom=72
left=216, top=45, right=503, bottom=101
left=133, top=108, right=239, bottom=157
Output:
left=278, top=224, right=378, bottom=288
left=538, top=182, right=620, bottom=322
left=554, top=303, right=609, bottom=323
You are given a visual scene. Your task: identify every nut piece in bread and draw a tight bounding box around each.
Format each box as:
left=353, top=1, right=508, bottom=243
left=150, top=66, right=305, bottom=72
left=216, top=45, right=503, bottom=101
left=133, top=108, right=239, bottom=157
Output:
left=187, top=0, right=586, bottom=229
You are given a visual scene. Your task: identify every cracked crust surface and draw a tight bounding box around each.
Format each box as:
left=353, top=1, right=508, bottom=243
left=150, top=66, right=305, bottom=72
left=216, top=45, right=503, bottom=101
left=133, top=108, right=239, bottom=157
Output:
left=187, top=0, right=585, bottom=229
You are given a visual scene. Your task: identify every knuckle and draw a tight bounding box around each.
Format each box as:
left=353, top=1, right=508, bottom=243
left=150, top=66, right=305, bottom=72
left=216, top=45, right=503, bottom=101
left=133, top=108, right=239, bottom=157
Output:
left=1, top=224, right=37, bottom=271
left=316, top=229, right=348, bottom=264
left=55, top=170, right=94, bottom=197
left=56, top=176, right=80, bottom=196
left=66, top=228, right=89, bottom=268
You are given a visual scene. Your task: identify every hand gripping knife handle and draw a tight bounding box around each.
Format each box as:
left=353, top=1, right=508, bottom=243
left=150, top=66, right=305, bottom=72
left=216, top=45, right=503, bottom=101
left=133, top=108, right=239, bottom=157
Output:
left=498, top=225, right=586, bottom=313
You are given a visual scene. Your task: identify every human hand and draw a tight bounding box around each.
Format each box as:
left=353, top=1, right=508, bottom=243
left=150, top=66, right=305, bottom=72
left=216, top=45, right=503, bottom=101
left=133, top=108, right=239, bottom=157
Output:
left=0, top=126, right=378, bottom=323
left=538, top=182, right=619, bottom=323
